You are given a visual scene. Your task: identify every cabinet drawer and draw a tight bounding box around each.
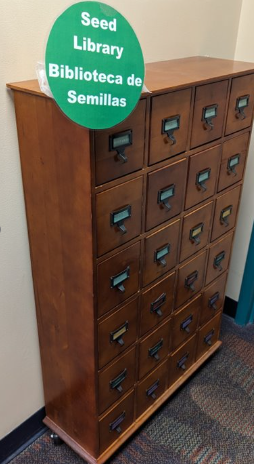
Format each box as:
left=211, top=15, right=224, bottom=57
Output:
left=97, top=242, right=140, bottom=317
left=175, top=250, right=207, bottom=309
left=180, top=201, right=213, bottom=262
left=98, top=298, right=138, bottom=369
left=136, top=360, right=168, bottom=418
left=185, top=145, right=221, bottom=210
left=149, top=89, right=192, bottom=165
left=225, top=74, right=254, bottom=136
left=95, top=99, right=146, bottom=185
left=98, top=347, right=136, bottom=415
left=138, top=319, right=171, bottom=380
left=191, top=80, right=229, bottom=148
left=143, top=220, right=180, bottom=287
left=218, top=133, right=249, bottom=192
left=146, top=158, right=188, bottom=231
left=96, top=177, right=143, bottom=257
left=169, top=335, right=197, bottom=386
left=205, top=232, right=233, bottom=286
left=211, top=185, right=241, bottom=242
left=196, top=312, right=221, bottom=360
left=140, top=272, right=175, bottom=337
left=172, top=294, right=201, bottom=350
left=200, top=273, right=227, bottom=326
left=99, top=390, right=134, bottom=453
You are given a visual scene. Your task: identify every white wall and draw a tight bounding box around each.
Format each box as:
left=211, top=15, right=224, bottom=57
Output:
left=226, top=0, right=254, bottom=301
left=0, top=0, right=244, bottom=439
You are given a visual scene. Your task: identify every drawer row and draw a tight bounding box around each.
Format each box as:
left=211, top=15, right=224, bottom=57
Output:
left=96, top=140, right=245, bottom=256
left=98, top=311, right=222, bottom=452
left=98, top=272, right=227, bottom=370
left=94, top=74, right=254, bottom=185
left=97, top=228, right=234, bottom=317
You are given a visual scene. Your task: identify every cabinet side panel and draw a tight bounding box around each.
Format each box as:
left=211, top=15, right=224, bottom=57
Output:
left=13, top=91, right=98, bottom=457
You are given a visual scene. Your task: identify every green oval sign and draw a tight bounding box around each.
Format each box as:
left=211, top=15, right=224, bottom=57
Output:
left=45, top=1, right=145, bottom=129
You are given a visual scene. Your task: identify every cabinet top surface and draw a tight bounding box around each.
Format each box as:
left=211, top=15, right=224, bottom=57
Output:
left=7, top=56, right=254, bottom=97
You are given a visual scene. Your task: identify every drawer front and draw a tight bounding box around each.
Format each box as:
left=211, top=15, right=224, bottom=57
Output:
left=206, top=232, right=234, bottom=286
left=96, top=177, right=143, bottom=257
left=143, top=220, right=180, bottom=287
left=172, top=294, right=201, bottom=350
left=191, top=80, right=229, bottom=148
left=211, top=185, right=241, bottom=242
left=149, top=89, right=192, bottom=165
left=99, top=390, right=134, bottom=453
left=218, top=133, right=249, bottom=192
left=98, top=298, right=138, bottom=369
left=185, top=145, right=221, bottom=210
left=146, top=158, right=188, bottom=231
left=98, top=347, right=136, bottom=415
left=196, top=312, right=221, bottom=360
left=200, top=273, right=227, bottom=326
left=140, top=272, right=175, bottom=337
left=169, top=335, right=197, bottom=386
left=136, top=360, right=168, bottom=418
left=138, top=319, right=171, bottom=380
left=180, top=201, right=213, bottom=262
left=225, top=74, right=254, bottom=136
left=175, top=250, right=207, bottom=309
left=97, top=242, right=140, bottom=317
left=95, top=99, right=146, bottom=185
left=205, top=232, right=234, bottom=285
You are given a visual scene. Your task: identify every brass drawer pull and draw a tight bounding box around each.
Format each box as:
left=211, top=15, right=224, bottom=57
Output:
left=227, top=154, right=240, bottom=176
left=161, top=115, right=180, bottom=145
left=110, top=321, right=129, bottom=346
left=157, top=184, right=175, bottom=211
left=235, top=94, right=249, bottom=120
left=110, top=369, right=127, bottom=393
left=180, top=315, right=193, bottom=334
left=110, top=205, right=131, bottom=234
left=154, top=244, right=170, bottom=267
left=208, top=292, right=220, bottom=310
left=109, top=130, right=132, bottom=163
left=146, top=379, right=160, bottom=400
left=189, top=222, right=204, bottom=245
left=148, top=338, right=164, bottom=361
left=185, top=270, right=198, bottom=292
left=150, top=293, right=166, bottom=317
left=213, top=251, right=225, bottom=271
left=109, top=411, right=126, bottom=434
left=220, top=205, right=232, bottom=226
left=177, top=352, right=189, bottom=370
left=204, top=329, right=215, bottom=346
left=110, top=267, right=130, bottom=293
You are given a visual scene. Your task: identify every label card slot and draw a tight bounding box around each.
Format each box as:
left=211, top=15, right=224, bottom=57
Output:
left=154, top=244, right=170, bottom=267
left=111, top=266, right=130, bottom=293
left=110, top=205, right=132, bottom=234
left=109, top=129, right=132, bottom=163
left=146, top=379, right=160, bottom=399
left=110, top=321, right=129, bottom=346
left=150, top=293, right=166, bottom=317
left=161, top=115, right=180, bottom=145
left=109, top=411, right=126, bottom=434
left=148, top=338, right=164, bottom=361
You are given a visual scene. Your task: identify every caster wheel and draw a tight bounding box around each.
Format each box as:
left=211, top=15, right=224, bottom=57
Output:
left=51, top=433, right=63, bottom=446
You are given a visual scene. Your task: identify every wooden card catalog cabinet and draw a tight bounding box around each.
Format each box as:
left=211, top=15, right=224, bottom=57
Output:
left=7, top=56, right=254, bottom=464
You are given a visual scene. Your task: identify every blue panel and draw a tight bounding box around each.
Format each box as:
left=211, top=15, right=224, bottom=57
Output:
left=235, top=221, right=254, bottom=325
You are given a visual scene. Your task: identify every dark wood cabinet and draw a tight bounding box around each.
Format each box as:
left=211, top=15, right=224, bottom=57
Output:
left=7, top=56, right=254, bottom=464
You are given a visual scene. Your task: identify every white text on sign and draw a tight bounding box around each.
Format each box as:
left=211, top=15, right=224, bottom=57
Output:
left=81, top=11, right=117, bottom=31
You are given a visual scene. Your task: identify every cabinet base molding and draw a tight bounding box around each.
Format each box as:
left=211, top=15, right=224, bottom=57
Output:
left=44, top=341, right=221, bottom=464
